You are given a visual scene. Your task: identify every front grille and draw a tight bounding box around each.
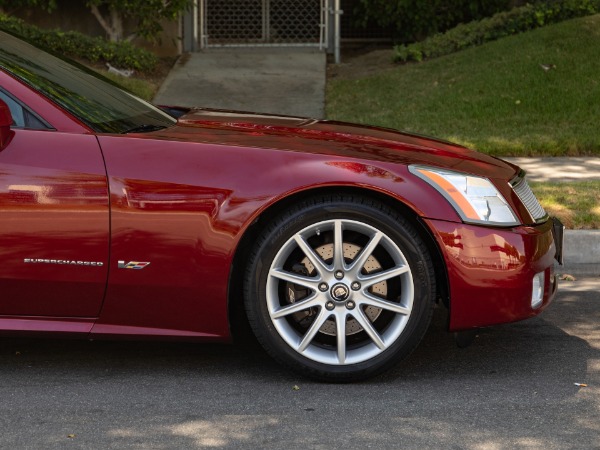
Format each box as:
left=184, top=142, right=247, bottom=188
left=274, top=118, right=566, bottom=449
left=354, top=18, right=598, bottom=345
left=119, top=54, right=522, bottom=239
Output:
left=512, top=176, right=547, bottom=222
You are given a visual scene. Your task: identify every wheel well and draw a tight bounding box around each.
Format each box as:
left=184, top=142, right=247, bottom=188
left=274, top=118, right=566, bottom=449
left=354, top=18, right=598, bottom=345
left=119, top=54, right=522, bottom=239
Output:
left=227, top=186, right=450, bottom=341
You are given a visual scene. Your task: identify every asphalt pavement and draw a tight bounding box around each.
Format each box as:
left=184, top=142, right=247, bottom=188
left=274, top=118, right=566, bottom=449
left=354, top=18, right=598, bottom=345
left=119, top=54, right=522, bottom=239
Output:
left=1, top=277, right=598, bottom=449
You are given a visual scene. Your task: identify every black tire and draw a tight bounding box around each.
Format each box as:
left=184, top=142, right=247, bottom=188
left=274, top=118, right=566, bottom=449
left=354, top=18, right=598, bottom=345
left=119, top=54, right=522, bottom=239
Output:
left=243, top=194, right=436, bottom=381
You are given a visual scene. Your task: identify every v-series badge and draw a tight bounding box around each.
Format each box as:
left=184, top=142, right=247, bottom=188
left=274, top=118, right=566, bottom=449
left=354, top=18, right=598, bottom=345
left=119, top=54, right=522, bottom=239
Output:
left=118, top=261, right=151, bottom=270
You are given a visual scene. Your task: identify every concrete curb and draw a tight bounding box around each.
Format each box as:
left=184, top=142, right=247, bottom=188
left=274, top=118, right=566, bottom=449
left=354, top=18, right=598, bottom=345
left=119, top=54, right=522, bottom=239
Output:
left=560, top=230, right=600, bottom=275
left=558, top=263, right=600, bottom=276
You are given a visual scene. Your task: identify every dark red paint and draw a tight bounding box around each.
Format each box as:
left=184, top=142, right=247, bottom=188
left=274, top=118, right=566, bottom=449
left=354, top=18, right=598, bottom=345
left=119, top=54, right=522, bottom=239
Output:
left=0, top=60, right=557, bottom=341
left=426, top=219, right=556, bottom=330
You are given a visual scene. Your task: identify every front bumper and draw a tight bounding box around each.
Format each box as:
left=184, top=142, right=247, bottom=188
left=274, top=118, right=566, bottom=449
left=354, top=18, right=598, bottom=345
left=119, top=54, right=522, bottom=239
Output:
left=425, top=218, right=558, bottom=331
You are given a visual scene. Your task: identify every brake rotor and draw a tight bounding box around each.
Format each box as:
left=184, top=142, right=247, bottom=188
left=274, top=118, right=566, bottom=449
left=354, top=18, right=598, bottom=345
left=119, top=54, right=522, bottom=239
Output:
left=287, top=242, right=386, bottom=336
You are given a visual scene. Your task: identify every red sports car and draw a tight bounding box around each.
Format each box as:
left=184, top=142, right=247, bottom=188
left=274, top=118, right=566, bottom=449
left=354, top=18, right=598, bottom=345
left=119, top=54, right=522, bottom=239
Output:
left=0, top=30, right=562, bottom=381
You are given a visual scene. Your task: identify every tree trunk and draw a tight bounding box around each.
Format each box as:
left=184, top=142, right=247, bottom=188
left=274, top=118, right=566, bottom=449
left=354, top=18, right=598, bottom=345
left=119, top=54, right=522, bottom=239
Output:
left=89, top=3, right=124, bottom=42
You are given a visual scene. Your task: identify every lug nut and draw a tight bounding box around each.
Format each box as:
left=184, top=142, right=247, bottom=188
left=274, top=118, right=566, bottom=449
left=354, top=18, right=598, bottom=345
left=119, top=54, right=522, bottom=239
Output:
left=345, top=300, right=356, bottom=310
left=335, top=270, right=344, bottom=280
left=351, top=282, right=361, bottom=291
left=325, top=301, right=335, bottom=311
left=318, top=283, right=328, bottom=292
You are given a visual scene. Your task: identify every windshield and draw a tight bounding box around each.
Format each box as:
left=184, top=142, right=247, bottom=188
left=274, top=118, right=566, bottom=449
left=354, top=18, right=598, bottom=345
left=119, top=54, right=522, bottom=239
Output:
left=0, top=31, right=176, bottom=133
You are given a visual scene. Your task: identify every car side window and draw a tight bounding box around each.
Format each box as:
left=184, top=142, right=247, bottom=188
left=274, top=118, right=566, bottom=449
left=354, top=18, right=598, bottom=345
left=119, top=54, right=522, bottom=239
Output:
left=0, top=89, right=24, bottom=127
left=0, top=89, right=49, bottom=130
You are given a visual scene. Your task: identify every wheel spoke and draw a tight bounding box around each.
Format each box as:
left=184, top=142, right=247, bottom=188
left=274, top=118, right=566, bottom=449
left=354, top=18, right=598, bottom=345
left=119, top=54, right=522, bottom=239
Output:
left=297, top=308, right=331, bottom=352
left=271, top=293, right=320, bottom=319
left=360, top=265, right=409, bottom=287
left=269, top=268, right=318, bottom=289
left=264, top=216, right=419, bottom=368
left=352, top=309, right=386, bottom=350
left=333, top=220, right=345, bottom=270
left=336, top=312, right=347, bottom=364
left=348, top=231, right=382, bottom=275
left=359, top=291, right=411, bottom=316
left=294, top=234, right=329, bottom=276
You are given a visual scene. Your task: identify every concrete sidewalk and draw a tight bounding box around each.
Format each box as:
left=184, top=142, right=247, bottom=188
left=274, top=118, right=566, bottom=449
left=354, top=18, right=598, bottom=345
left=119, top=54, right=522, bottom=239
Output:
left=154, top=48, right=326, bottom=118
left=503, top=157, right=600, bottom=182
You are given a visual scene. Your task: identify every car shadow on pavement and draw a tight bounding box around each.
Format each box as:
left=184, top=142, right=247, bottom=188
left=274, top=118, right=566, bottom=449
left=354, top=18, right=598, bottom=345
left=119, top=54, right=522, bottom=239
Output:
left=0, top=282, right=598, bottom=449
left=0, top=290, right=596, bottom=387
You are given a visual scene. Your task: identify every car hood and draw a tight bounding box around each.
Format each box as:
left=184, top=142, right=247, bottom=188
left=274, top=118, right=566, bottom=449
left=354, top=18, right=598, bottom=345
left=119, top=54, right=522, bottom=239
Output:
left=157, top=108, right=519, bottom=181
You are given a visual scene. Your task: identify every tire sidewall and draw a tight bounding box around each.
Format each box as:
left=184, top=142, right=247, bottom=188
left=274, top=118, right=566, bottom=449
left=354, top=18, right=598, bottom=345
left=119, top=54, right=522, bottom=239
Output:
left=244, top=197, right=435, bottom=380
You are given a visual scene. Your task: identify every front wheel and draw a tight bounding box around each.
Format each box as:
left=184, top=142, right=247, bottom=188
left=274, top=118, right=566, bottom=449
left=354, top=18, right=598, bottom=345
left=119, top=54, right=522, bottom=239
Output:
left=244, top=195, right=436, bottom=381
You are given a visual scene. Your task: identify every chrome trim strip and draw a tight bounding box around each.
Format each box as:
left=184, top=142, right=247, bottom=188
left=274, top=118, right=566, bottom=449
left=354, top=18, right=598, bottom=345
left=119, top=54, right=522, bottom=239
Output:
left=509, top=172, right=548, bottom=224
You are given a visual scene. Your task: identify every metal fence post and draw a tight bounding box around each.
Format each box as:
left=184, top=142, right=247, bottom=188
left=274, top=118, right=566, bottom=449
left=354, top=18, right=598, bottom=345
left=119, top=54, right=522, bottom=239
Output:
left=334, top=0, right=342, bottom=64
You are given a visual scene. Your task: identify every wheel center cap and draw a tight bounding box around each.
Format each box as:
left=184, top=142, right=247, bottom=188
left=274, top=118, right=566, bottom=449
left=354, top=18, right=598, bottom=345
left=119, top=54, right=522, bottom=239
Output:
left=330, top=283, right=350, bottom=302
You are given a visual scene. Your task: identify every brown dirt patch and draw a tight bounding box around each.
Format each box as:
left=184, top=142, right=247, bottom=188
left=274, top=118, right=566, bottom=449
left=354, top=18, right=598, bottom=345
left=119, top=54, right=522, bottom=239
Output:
left=327, top=47, right=397, bottom=80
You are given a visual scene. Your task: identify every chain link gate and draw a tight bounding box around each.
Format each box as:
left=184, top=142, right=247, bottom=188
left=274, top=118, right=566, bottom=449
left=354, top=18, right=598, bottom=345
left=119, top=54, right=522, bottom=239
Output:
left=199, top=0, right=329, bottom=48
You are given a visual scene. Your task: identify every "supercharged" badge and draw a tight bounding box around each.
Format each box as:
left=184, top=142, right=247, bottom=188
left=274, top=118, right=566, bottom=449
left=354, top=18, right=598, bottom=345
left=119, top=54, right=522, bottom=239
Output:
left=24, top=258, right=104, bottom=266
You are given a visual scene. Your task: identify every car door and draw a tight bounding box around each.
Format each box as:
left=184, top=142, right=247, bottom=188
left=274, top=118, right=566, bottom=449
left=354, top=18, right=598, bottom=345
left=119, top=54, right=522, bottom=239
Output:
left=0, top=90, right=110, bottom=317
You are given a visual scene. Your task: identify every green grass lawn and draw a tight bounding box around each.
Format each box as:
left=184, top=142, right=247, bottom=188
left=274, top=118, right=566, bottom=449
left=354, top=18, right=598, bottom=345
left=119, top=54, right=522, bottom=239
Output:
left=100, top=71, right=157, bottom=101
left=532, top=181, right=600, bottom=229
left=327, top=15, right=600, bottom=157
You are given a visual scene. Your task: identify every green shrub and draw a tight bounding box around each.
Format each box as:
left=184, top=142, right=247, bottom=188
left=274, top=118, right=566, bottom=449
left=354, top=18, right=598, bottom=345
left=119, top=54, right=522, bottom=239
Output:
left=0, top=14, right=158, bottom=72
left=394, top=0, right=600, bottom=62
left=356, top=0, right=513, bottom=43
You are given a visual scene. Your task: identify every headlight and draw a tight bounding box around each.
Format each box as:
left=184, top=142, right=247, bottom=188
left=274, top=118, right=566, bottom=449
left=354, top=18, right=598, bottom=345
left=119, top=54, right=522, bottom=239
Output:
left=409, top=165, right=520, bottom=226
